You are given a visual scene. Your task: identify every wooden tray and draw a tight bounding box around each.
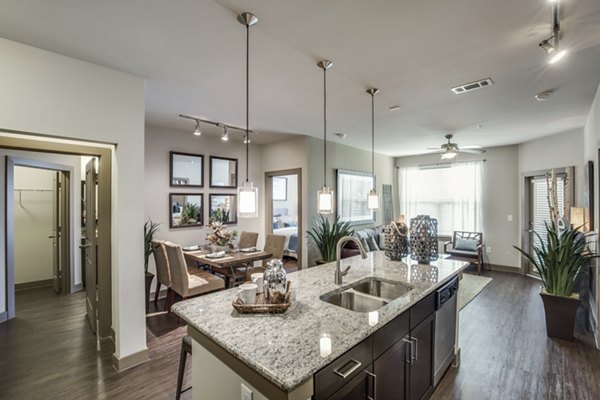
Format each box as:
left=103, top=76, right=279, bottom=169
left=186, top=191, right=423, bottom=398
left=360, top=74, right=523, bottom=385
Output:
left=232, top=282, right=292, bottom=314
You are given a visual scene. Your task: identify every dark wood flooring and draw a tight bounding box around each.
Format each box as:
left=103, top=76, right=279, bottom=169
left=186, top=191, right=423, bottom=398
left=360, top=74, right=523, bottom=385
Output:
left=0, top=287, right=190, bottom=400
left=1, top=271, right=599, bottom=400
left=432, top=270, right=600, bottom=400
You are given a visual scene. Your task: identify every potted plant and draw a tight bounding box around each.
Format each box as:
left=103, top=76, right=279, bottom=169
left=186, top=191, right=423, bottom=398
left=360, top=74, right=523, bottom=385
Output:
left=144, top=219, right=160, bottom=312
left=514, top=221, right=597, bottom=340
left=308, top=215, right=354, bottom=264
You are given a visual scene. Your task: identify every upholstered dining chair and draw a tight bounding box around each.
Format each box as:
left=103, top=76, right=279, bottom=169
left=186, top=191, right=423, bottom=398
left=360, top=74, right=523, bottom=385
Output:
left=237, top=231, right=259, bottom=249
left=163, top=242, right=225, bottom=311
left=246, top=234, right=286, bottom=278
left=151, top=240, right=171, bottom=311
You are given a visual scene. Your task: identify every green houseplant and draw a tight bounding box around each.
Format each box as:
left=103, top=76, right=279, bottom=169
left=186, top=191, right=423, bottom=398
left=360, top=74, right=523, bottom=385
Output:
left=514, top=221, right=597, bottom=340
left=308, top=215, right=354, bottom=264
left=144, top=219, right=160, bottom=313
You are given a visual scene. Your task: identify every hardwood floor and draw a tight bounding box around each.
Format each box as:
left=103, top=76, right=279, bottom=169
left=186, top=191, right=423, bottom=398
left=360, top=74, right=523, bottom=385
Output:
left=432, top=270, right=600, bottom=400
left=0, top=287, right=190, bottom=400
left=2, top=272, right=599, bottom=400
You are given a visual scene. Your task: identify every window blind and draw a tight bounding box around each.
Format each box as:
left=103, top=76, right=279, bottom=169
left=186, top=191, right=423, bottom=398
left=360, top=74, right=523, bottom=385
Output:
left=531, top=175, right=565, bottom=248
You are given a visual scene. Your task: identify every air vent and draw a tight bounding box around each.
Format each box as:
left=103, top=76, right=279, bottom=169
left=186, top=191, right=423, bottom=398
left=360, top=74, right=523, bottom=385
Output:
left=451, top=78, right=494, bottom=94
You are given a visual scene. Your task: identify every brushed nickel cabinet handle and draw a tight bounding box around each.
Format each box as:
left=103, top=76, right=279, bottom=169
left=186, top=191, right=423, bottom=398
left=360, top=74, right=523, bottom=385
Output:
left=333, top=359, right=362, bottom=379
left=365, top=370, right=376, bottom=400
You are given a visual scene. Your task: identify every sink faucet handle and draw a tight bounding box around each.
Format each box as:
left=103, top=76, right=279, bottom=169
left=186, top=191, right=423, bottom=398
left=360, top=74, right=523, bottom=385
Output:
left=342, top=265, right=351, bottom=276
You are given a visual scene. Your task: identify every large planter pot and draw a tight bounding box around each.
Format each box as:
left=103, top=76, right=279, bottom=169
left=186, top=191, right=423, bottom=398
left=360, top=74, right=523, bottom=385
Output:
left=540, top=289, right=580, bottom=341
left=145, top=271, right=154, bottom=314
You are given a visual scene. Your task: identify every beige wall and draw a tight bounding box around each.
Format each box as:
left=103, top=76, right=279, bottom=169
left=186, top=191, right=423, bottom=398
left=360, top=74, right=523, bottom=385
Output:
left=307, top=137, right=397, bottom=266
left=13, top=167, right=55, bottom=284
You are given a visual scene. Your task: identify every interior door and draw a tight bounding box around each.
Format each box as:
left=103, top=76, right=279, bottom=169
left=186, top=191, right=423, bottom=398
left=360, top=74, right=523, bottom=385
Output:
left=51, top=173, right=61, bottom=294
left=84, top=159, right=98, bottom=333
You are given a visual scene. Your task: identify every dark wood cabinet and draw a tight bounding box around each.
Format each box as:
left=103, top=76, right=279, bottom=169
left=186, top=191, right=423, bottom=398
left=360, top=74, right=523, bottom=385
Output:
left=327, top=366, right=374, bottom=400
left=408, top=313, right=435, bottom=400
left=374, top=336, right=409, bottom=399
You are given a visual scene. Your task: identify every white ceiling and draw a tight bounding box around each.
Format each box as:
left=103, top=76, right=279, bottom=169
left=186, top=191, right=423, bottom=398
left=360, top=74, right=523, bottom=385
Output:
left=1, top=0, right=599, bottom=155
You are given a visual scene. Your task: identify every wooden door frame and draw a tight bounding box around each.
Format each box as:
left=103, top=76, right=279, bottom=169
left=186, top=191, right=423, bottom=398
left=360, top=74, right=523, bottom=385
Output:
left=265, top=168, right=303, bottom=269
left=1, top=132, right=113, bottom=340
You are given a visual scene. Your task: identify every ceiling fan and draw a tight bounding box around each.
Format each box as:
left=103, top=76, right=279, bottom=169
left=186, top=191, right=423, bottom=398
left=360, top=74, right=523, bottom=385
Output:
left=427, top=134, right=486, bottom=160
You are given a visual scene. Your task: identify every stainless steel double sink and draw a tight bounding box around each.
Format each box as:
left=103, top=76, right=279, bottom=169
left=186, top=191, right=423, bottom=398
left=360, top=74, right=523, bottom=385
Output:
left=320, top=277, right=414, bottom=313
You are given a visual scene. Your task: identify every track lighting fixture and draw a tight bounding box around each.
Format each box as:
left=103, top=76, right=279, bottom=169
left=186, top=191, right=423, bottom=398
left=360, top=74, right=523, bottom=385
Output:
left=193, top=121, right=201, bottom=136
left=538, top=0, right=567, bottom=64
left=220, top=124, right=229, bottom=141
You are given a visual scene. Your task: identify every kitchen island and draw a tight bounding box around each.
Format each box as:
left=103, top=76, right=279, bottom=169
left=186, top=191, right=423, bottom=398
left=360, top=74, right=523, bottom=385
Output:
left=173, top=251, right=468, bottom=400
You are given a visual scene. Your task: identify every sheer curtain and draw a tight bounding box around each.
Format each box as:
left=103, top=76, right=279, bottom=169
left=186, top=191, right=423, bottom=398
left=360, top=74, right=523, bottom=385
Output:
left=398, top=161, right=483, bottom=236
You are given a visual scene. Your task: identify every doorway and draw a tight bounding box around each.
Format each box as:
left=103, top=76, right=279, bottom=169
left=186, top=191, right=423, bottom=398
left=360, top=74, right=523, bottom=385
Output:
left=265, top=168, right=302, bottom=271
left=523, top=167, right=573, bottom=276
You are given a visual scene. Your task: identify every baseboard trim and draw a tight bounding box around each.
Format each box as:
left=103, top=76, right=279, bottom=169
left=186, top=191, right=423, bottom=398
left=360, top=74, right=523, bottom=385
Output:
left=72, top=283, right=84, bottom=293
left=15, top=279, right=53, bottom=291
left=0, top=311, right=7, bottom=323
left=486, top=263, right=521, bottom=274
left=149, top=287, right=169, bottom=299
left=112, top=348, right=149, bottom=372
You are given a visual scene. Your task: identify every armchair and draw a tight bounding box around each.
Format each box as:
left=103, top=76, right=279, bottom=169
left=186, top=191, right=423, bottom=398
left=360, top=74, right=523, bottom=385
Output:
left=444, top=231, right=484, bottom=274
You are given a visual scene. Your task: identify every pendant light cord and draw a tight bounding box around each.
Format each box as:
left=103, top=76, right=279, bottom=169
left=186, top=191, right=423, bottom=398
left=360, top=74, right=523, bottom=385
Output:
left=245, top=23, right=250, bottom=183
left=323, top=67, right=327, bottom=187
left=371, top=92, right=375, bottom=190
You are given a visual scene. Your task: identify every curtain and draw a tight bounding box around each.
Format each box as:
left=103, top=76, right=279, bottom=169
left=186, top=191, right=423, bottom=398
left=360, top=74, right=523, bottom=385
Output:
left=398, top=161, right=483, bottom=236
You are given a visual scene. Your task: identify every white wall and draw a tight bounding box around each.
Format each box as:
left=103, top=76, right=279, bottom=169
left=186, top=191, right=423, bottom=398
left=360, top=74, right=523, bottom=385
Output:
left=0, top=38, right=146, bottom=363
left=144, top=126, right=265, bottom=276
left=14, top=166, right=55, bottom=284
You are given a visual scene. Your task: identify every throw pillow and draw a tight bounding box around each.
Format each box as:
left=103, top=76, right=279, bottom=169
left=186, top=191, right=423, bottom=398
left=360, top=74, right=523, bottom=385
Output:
left=378, top=232, right=386, bottom=250
left=359, top=237, right=371, bottom=253
left=455, top=238, right=478, bottom=252
left=366, top=236, right=380, bottom=252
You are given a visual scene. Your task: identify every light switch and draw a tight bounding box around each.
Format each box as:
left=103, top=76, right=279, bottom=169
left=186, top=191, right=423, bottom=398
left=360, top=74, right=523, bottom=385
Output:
left=507, top=214, right=513, bottom=222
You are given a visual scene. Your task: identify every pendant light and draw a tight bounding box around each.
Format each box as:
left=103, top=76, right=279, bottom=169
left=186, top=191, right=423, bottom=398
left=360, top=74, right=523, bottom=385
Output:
left=317, top=60, right=334, bottom=214
left=367, top=88, right=379, bottom=211
left=237, top=12, right=258, bottom=218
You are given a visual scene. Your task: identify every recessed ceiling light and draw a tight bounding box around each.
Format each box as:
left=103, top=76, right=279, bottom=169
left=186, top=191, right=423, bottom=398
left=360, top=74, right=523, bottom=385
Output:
left=535, top=90, right=553, bottom=101
left=389, top=106, right=400, bottom=111
left=334, top=133, right=347, bottom=139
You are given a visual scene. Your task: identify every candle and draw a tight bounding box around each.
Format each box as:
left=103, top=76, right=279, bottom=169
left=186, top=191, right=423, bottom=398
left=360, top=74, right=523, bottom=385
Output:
left=320, top=335, right=332, bottom=357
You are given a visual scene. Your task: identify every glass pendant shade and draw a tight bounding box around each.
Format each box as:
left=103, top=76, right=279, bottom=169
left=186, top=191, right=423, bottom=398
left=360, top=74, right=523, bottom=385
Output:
left=317, top=185, right=334, bottom=214
left=238, top=181, right=258, bottom=218
left=368, top=189, right=379, bottom=211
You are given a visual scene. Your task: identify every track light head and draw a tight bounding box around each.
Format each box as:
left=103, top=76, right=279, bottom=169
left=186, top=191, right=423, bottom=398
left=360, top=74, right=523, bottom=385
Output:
left=539, top=36, right=556, bottom=54
left=220, top=124, right=229, bottom=141
left=548, top=49, right=567, bottom=64
left=193, top=121, right=201, bottom=136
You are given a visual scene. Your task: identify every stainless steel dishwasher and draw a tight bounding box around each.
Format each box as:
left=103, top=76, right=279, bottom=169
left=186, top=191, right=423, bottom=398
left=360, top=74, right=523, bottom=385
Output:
left=433, top=276, right=459, bottom=387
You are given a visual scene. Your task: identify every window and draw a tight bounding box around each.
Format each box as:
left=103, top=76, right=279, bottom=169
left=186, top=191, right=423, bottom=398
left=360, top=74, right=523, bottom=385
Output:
left=337, top=169, right=375, bottom=225
left=399, top=162, right=483, bottom=236
left=530, top=174, right=565, bottom=249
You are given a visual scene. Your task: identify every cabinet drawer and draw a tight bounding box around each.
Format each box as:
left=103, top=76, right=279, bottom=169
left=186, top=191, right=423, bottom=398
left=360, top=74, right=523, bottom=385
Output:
left=373, top=310, right=409, bottom=359
left=410, top=292, right=435, bottom=329
left=314, top=336, right=373, bottom=400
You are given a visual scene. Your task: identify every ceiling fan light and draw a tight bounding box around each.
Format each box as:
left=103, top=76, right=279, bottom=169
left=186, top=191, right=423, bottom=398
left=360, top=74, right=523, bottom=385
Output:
left=441, top=150, right=458, bottom=160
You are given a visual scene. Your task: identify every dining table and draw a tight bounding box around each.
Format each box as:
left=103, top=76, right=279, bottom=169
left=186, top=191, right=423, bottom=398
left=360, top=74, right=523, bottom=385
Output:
left=183, top=249, right=274, bottom=288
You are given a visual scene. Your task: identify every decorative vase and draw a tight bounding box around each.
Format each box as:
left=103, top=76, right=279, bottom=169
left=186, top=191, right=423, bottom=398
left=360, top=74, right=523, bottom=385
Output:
left=211, top=244, right=230, bottom=253
left=384, top=221, right=409, bottom=260
left=263, top=259, right=287, bottom=302
left=409, top=215, right=439, bottom=264
left=540, top=289, right=580, bottom=340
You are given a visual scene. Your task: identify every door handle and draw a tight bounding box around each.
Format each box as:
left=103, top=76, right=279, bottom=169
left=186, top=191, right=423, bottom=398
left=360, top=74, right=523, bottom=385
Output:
left=411, top=337, right=418, bottom=362
left=48, top=235, right=57, bottom=239
left=365, top=370, right=376, bottom=400
left=79, top=243, right=92, bottom=249
left=333, top=359, right=362, bottom=379
left=403, top=338, right=412, bottom=364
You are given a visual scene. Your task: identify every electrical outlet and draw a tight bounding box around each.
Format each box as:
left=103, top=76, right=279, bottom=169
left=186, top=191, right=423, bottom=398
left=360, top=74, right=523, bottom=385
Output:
left=241, top=383, right=253, bottom=400
left=507, top=214, right=513, bottom=222
left=486, top=246, right=492, bottom=253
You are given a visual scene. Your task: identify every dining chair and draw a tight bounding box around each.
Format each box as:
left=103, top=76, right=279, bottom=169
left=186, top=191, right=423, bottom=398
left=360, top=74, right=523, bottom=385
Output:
left=238, top=231, right=259, bottom=249
left=246, top=234, right=286, bottom=278
left=163, top=242, right=225, bottom=311
left=151, top=240, right=171, bottom=311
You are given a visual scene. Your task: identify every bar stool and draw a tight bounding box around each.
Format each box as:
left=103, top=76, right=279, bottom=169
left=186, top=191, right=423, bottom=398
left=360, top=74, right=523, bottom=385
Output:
left=176, top=335, right=192, bottom=400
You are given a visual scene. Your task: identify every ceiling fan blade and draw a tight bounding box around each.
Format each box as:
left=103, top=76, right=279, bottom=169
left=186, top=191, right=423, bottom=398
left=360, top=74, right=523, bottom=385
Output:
left=459, top=148, right=486, bottom=155
left=421, top=149, right=444, bottom=154
left=460, top=145, right=483, bottom=149
left=426, top=147, right=442, bottom=150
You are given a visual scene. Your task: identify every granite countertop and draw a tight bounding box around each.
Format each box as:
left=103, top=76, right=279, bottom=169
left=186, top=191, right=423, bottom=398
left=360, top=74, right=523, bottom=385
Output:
left=172, top=251, right=468, bottom=393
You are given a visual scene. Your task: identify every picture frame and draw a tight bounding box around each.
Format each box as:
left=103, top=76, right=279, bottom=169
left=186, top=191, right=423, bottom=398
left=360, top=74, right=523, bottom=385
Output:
left=170, top=193, right=203, bottom=229
left=210, top=156, right=238, bottom=188
left=336, top=169, right=375, bottom=225
left=209, top=194, right=238, bottom=225
left=272, top=176, right=287, bottom=201
left=170, top=151, right=204, bottom=188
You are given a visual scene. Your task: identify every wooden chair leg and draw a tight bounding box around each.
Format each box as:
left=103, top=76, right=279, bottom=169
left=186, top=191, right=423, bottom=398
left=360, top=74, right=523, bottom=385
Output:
left=154, top=281, right=161, bottom=304
left=164, top=288, right=174, bottom=312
